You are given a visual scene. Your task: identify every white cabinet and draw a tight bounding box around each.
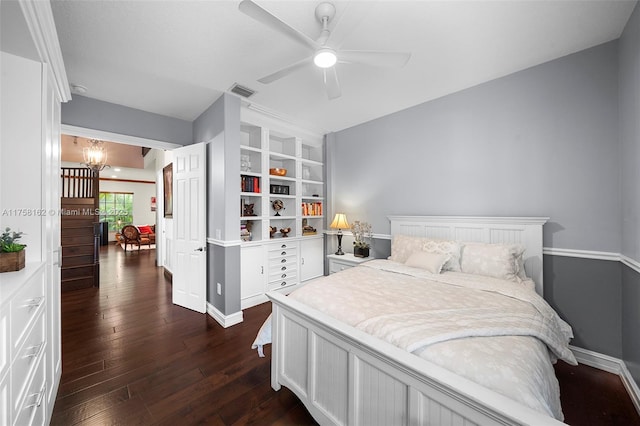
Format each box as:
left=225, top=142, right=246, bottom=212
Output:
left=240, top=237, right=325, bottom=309
left=0, top=264, right=48, bottom=426
left=300, top=237, right=324, bottom=281
left=1, top=24, right=65, bottom=424
left=327, top=253, right=371, bottom=274
left=266, top=240, right=298, bottom=291
left=240, top=245, right=265, bottom=309
left=239, top=111, right=326, bottom=311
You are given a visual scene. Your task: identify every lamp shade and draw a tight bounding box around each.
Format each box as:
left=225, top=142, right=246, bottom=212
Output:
left=330, top=213, right=349, bottom=230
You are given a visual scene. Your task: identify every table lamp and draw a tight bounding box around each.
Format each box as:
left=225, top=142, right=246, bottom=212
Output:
left=330, top=213, right=350, bottom=255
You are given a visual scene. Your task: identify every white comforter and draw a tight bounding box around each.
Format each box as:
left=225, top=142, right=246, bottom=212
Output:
left=253, top=259, right=577, bottom=420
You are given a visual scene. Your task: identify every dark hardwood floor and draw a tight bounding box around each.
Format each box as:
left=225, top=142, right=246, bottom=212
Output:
left=52, top=244, right=640, bottom=425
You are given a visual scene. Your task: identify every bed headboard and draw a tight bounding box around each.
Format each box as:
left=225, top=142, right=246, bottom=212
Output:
left=388, top=216, right=549, bottom=296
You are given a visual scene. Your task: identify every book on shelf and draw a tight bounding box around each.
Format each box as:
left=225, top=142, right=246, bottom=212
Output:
left=301, top=201, right=323, bottom=216
left=241, top=175, right=260, bottom=193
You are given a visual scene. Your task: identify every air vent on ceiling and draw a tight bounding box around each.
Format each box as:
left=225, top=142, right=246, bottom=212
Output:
left=229, top=83, right=256, bottom=98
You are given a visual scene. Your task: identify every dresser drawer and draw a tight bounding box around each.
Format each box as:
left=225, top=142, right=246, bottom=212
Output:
left=268, top=261, right=297, bottom=275
left=14, top=352, right=45, bottom=426
left=268, top=267, right=297, bottom=283
left=269, top=256, right=298, bottom=274
left=329, top=260, right=352, bottom=274
left=268, top=241, right=298, bottom=252
left=11, top=310, right=45, bottom=417
left=267, top=248, right=297, bottom=260
left=10, top=271, right=45, bottom=357
left=267, top=274, right=297, bottom=291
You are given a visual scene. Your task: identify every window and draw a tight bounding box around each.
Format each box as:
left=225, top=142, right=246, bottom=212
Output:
left=99, top=192, right=134, bottom=232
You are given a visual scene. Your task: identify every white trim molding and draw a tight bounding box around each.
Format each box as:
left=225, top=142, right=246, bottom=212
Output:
left=61, top=124, right=181, bottom=150
left=19, top=0, right=71, bottom=102
left=543, top=248, right=640, bottom=275
left=207, top=238, right=242, bottom=247
left=542, top=247, right=620, bottom=261
left=571, top=345, right=640, bottom=415
left=621, top=255, right=640, bottom=274
left=207, top=303, right=243, bottom=328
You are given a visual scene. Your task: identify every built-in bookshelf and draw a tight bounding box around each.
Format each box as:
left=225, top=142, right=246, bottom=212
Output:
left=239, top=116, right=325, bottom=310
left=239, top=123, right=324, bottom=243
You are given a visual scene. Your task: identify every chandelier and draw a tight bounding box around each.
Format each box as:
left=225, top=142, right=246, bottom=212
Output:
left=82, top=139, right=109, bottom=171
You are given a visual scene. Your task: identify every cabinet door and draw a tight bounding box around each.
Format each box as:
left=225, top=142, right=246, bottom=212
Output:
left=241, top=246, right=265, bottom=301
left=300, top=238, right=324, bottom=282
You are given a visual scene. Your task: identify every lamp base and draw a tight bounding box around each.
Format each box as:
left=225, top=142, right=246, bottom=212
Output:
left=335, top=232, right=345, bottom=255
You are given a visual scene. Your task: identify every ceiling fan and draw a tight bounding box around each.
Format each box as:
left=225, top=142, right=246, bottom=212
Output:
left=238, top=0, right=411, bottom=100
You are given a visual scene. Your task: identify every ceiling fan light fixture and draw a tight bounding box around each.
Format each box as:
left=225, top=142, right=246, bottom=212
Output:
left=314, top=48, right=337, bottom=68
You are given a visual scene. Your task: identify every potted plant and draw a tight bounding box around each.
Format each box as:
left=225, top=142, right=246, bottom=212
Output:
left=0, top=227, right=26, bottom=272
left=351, top=220, right=372, bottom=258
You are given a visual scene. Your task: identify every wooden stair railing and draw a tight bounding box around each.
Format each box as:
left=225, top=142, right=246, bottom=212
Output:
left=60, top=168, right=100, bottom=291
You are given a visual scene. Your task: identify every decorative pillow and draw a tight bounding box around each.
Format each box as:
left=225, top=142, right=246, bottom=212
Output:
left=138, top=225, right=153, bottom=234
left=460, top=242, right=525, bottom=282
left=405, top=251, right=450, bottom=274
left=516, top=253, right=527, bottom=279
left=389, top=234, right=427, bottom=263
left=422, top=239, right=462, bottom=272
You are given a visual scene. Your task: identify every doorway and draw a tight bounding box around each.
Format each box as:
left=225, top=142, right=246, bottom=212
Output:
left=61, top=124, right=181, bottom=274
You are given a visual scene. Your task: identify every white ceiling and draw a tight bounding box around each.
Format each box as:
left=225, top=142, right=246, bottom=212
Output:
left=51, top=1, right=637, bottom=134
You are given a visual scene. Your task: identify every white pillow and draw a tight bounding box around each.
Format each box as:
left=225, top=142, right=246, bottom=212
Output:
left=460, top=242, right=525, bottom=282
left=422, top=239, right=462, bottom=272
left=389, top=234, right=427, bottom=263
left=405, top=251, right=450, bottom=274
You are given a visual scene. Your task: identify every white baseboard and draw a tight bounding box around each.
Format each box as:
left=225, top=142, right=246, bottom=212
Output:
left=571, top=345, right=640, bottom=415
left=207, top=303, right=244, bottom=328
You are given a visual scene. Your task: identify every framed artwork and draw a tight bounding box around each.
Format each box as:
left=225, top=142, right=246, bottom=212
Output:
left=151, top=196, right=157, bottom=212
left=163, top=163, right=173, bottom=218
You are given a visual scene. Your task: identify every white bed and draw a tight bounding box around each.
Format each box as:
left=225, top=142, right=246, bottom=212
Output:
left=262, top=216, right=576, bottom=426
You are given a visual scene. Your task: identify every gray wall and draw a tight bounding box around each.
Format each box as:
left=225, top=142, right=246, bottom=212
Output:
left=194, top=93, right=242, bottom=316
left=331, top=41, right=620, bottom=253
left=329, top=41, right=626, bottom=362
left=62, top=95, right=193, bottom=145
left=620, top=3, right=640, bottom=385
left=544, top=256, right=622, bottom=357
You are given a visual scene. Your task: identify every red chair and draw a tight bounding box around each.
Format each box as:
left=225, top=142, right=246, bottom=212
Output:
left=121, top=225, right=151, bottom=252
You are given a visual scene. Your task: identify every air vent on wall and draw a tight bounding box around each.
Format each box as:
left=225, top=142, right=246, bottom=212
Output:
left=229, top=83, right=256, bottom=98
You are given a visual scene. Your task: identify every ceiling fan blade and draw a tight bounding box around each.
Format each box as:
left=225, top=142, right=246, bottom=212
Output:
left=258, top=57, right=312, bottom=84
left=323, top=67, right=341, bottom=100
left=338, top=50, right=411, bottom=68
left=239, top=0, right=318, bottom=50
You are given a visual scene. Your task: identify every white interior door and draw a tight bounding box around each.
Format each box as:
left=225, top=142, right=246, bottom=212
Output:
left=172, top=143, right=207, bottom=313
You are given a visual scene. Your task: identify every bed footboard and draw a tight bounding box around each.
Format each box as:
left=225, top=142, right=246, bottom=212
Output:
left=268, top=292, right=564, bottom=426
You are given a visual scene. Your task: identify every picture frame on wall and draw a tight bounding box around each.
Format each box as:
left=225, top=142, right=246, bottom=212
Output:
left=163, top=163, right=173, bottom=218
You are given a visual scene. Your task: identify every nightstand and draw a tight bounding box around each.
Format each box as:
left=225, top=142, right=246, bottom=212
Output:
left=327, top=253, right=371, bottom=274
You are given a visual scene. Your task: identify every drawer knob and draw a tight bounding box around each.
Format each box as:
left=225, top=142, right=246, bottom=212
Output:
left=281, top=251, right=287, bottom=255
left=281, top=259, right=286, bottom=263
left=281, top=281, right=287, bottom=286
left=22, top=341, right=45, bottom=360
left=23, top=296, right=44, bottom=309
left=25, top=386, right=45, bottom=409
left=281, top=266, right=286, bottom=271
left=281, top=244, right=287, bottom=248
left=281, top=273, right=287, bottom=278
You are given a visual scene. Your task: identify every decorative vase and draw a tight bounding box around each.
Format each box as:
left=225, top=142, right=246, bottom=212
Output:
left=354, top=246, right=369, bottom=258
left=0, top=250, right=26, bottom=272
